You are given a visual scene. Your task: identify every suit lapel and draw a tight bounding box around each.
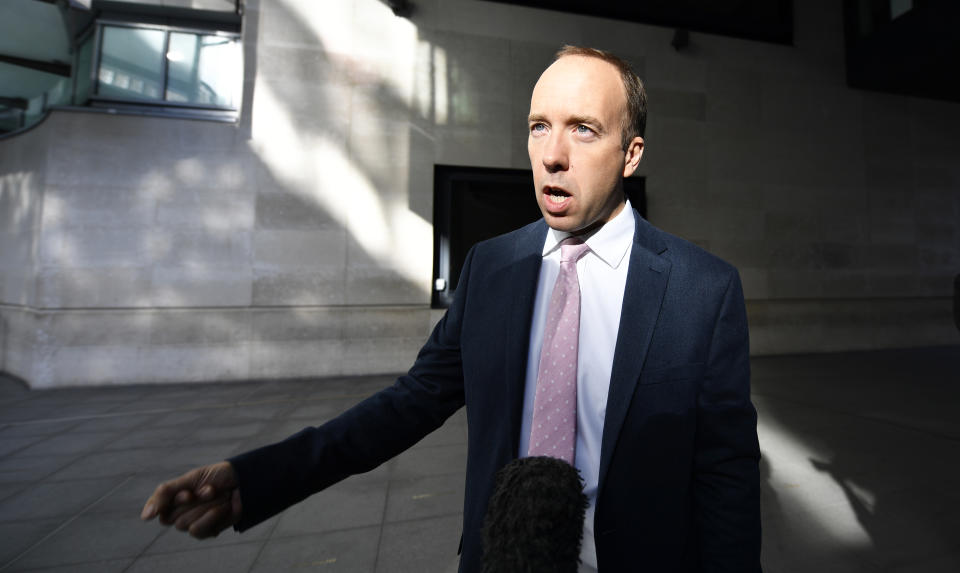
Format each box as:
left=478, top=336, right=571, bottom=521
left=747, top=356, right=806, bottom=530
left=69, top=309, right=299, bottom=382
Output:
left=598, top=214, right=671, bottom=492
left=504, top=220, right=548, bottom=458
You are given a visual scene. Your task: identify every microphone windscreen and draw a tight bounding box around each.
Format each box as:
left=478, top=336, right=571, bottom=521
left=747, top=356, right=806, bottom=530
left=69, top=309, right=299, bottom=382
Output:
left=481, top=456, right=588, bottom=573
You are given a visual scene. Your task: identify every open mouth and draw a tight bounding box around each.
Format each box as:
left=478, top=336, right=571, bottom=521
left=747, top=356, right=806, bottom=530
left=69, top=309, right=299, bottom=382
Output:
left=543, top=186, right=571, bottom=208
left=547, top=188, right=570, bottom=203
left=543, top=187, right=571, bottom=203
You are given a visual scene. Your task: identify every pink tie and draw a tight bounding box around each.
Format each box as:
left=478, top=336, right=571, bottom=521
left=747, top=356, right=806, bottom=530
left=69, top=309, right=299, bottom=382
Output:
left=528, top=237, right=591, bottom=465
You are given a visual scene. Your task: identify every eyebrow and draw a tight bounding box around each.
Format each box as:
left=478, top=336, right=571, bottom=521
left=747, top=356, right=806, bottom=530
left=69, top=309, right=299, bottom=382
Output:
left=569, top=114, right=603, bottom=128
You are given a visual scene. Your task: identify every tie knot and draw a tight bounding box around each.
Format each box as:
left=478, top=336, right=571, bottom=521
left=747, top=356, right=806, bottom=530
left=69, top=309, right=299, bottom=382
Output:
left=560, top=237, right=590, bottom=263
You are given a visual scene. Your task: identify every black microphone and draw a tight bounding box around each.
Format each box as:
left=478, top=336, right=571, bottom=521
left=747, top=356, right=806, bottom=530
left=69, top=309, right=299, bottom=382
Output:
left=481, top=456, right=588, bottom=573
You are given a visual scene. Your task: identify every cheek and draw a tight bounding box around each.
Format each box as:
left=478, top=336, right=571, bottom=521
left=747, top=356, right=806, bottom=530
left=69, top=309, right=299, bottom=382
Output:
left=597, top=151, right=626, bottom=180
left=579, top=158, right=622, bottom=202
left=579, top=153, right=616, bottom=181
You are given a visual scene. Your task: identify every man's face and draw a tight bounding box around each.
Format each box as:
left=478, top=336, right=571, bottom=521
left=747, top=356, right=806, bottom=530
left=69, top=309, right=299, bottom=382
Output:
left=527, top=55, right=643, bottom=235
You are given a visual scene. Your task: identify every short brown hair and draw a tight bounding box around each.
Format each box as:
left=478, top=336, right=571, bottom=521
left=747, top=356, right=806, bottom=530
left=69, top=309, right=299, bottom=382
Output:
left=554, top=45, right=647, bottom=148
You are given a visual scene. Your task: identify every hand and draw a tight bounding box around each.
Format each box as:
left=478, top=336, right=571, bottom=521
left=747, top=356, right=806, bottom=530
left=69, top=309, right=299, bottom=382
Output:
left=140, top=461, right=242, bottom=539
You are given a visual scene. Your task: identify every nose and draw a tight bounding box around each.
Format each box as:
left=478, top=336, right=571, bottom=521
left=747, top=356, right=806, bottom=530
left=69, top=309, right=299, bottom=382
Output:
left=541, top=131, right=569, bottom=173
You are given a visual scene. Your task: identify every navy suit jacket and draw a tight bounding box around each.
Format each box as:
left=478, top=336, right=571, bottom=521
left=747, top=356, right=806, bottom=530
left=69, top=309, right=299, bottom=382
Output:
left=230, top=210, right=762, bottom=572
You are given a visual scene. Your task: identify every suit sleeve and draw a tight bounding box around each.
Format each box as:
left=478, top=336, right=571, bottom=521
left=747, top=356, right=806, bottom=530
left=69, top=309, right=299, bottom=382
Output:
left=694, top=269, right=762, bottom=572
left=228, top=247, right=477, bottom=531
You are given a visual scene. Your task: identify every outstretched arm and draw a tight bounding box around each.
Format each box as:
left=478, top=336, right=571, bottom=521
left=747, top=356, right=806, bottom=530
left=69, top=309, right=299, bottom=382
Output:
left=142, top=246, right=478, bottom=537
left=223, top=247, right=478, bottom=532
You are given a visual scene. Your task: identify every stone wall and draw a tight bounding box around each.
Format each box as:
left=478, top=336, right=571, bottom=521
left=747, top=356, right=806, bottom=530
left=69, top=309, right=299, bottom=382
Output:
left=0, top=0, right=957, bottom=387
left=0, top=116, right=46, bottom=382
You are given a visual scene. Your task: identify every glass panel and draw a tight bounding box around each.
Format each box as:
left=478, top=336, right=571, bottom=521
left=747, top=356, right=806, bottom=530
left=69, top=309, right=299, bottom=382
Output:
left=24, top=94, right=45, bottom=126
left=97, top=26, right=165, bottom=101
left=166, top=32, right=241, bottom=108
left=74, top=32, right=94, bottom=105
left=0, top=107, right=22, bottom=133
left=47, top=77, right=71, bottom=107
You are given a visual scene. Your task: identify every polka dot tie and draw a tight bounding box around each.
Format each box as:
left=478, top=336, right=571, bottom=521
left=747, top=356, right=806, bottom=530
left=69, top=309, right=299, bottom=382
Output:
left=528, top=237, right=591, bottom=465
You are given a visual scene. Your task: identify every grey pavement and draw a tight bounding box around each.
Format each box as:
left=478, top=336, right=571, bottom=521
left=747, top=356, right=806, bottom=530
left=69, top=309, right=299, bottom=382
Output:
left=0, top=346, right=958, bottom=572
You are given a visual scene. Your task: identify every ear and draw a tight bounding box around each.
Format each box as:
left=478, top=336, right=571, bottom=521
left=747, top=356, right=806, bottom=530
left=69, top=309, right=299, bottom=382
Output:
left=622, top=136, right=644, bottom=178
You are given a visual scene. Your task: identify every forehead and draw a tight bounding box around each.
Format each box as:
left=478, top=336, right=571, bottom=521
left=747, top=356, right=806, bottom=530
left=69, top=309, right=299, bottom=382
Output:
left=529, top=55, right=626, bottom=121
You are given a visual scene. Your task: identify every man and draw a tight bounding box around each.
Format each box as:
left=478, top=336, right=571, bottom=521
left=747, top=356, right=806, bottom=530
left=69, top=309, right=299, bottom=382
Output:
left=142, top=46, right=761, bottom=571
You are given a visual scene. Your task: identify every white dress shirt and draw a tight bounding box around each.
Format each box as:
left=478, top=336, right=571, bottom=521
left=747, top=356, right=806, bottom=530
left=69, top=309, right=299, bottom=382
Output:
left=518, top=200, right=635, bottom=572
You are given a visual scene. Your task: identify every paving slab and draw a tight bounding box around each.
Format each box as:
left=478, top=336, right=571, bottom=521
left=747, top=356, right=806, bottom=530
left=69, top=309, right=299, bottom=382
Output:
left=7, top=512, right=163, bottom=570
left=250, top=527, right=381, bottom=573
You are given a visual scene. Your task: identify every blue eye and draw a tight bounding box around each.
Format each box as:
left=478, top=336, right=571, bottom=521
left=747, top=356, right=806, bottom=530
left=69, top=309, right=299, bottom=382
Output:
left=531, top=123, right=546, bottom=133
left=576, top=125, right=595, bottom=135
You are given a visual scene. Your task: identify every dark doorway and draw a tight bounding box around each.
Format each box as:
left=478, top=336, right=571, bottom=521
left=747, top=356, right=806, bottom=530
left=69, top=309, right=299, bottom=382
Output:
left=431, top=165, right=646, bottom=308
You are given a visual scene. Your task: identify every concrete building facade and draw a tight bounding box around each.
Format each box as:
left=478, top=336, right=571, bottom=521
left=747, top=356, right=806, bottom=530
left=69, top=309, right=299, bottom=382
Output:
left=1, top=0, right=958, bottom=387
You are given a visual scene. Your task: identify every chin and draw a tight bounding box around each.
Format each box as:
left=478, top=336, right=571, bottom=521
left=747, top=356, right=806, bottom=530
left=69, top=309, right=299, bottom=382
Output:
left=542, top=215, right=581, bottom=234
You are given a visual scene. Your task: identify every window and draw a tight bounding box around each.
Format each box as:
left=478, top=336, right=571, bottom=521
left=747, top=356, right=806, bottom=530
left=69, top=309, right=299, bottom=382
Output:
left=97, top=26, right=166, bottom=101
left=89, top=22, right=242, bottom=119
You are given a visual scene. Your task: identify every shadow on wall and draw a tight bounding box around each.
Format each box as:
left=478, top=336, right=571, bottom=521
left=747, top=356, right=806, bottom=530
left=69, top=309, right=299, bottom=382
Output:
left=0, top=171, right=40, bottom=308
left=241, top=0, right=428, bottom=304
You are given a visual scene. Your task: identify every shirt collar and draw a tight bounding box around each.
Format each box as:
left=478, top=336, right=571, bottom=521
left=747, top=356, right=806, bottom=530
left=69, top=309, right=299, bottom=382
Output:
left=541, top=199, right=635, bottom=269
